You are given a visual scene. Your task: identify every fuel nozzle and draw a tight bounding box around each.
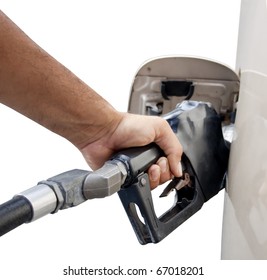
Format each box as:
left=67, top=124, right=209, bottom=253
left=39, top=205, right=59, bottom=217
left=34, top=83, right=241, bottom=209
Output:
left=118, top=101, right=229, bottom=244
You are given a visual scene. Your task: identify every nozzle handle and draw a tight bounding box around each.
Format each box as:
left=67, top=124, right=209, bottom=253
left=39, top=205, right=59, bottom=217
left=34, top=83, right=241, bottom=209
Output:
left=111, top=143, right=164, bottom=187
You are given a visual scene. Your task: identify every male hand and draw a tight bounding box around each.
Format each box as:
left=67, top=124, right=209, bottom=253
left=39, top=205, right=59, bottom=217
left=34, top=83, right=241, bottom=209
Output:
left=80, top=112, right=183, bottom=189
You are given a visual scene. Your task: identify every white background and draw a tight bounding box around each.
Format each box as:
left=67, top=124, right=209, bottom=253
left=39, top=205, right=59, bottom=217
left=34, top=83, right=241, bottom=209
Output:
left=1, top=0, right=265, bottom=279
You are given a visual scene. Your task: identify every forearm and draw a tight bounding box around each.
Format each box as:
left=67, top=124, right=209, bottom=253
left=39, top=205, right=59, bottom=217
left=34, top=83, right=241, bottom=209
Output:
left=0, top=11, right=182, bottom=181
left=0, top=11, right=120, bottom=148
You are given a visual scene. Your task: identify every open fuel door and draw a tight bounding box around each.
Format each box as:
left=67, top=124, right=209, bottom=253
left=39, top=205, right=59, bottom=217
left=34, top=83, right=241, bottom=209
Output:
left=128, top=56, right=239, bottom=117
left=118, top=56, right=239, bottom=244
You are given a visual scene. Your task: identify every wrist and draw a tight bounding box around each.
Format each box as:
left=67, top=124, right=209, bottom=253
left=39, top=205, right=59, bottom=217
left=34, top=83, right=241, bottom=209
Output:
left=68, top=105, right=123, bottom=151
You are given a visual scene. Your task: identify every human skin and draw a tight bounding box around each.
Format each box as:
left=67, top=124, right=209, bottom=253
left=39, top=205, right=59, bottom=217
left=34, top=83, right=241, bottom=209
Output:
left=0, top=11, right=183, bottom=189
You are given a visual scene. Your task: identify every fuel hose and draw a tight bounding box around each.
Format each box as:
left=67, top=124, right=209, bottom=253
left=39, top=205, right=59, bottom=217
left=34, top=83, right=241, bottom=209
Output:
left=0, top=196, right=32, bottom=236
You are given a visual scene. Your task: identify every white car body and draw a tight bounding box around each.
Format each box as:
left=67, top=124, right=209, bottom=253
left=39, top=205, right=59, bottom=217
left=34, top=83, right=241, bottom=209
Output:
left=221, top=0, right=267, bottom=259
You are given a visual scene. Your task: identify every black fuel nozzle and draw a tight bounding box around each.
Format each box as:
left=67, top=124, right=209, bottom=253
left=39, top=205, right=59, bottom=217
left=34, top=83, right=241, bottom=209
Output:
left=0, top=101, right=229, bottom=242
left=118, top=101, right=229, bottom=244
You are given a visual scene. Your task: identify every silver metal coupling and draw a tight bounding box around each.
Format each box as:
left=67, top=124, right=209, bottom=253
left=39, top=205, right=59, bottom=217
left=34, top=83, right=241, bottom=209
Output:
left=16, top=184, right=57, bottom=222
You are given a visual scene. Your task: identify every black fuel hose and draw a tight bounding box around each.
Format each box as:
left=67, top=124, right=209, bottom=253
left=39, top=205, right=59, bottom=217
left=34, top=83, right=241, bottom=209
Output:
left=0, top=196, right=32, bottom=236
